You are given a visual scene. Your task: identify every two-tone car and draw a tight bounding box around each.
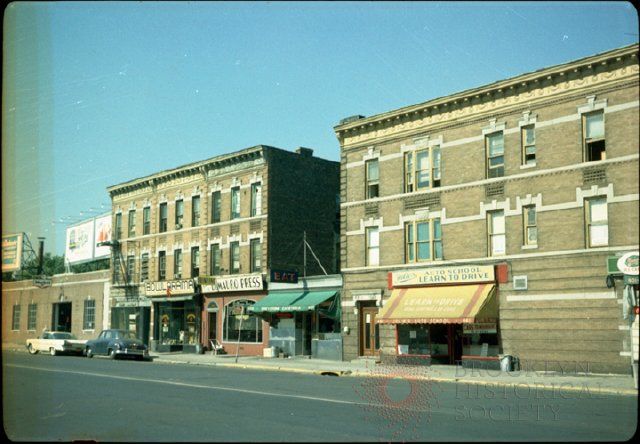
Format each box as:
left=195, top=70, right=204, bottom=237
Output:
left=85, top=329, right=149, bottom=360
left=26, top=331, right=87, bottom=356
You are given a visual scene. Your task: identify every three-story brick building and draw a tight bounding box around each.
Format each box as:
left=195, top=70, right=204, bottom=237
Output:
left=334, top=44, right=639, bottom=373
left=107, top=145, right=339, bottom=354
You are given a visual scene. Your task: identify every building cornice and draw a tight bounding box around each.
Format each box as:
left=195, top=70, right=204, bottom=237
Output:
left=334, top=44, right=639, bottom=148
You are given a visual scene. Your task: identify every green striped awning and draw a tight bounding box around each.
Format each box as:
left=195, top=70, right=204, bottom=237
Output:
left=249, top=291, right=338, bottom=313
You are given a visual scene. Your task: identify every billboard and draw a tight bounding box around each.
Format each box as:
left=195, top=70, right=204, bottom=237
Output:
left=2, top=233, right=23, bottom=272
left=94, top=214, right=112, bottom=259
left=65, top=220, right=95, bottom=264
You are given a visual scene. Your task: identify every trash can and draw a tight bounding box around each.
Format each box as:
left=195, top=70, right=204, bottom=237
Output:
left=500, top=355, right=512, bottom=372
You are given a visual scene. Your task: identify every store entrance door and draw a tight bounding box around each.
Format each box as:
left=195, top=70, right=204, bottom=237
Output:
left=429, top=323, right=463, bottom=365
left=359, top=304, right=379, bottom=356
left=51, top=303, right=72, bottom=332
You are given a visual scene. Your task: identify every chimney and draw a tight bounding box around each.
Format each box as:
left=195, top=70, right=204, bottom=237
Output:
left=37, top=237, right=45, bottom=275
left=296, top=147, right=314, bottom=158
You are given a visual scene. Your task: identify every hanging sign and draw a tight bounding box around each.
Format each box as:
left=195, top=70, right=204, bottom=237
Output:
left=617, top=252, right=639, bottom=276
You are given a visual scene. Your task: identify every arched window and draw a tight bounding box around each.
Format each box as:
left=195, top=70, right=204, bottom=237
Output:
left=223, top=299, right=262, bottom=343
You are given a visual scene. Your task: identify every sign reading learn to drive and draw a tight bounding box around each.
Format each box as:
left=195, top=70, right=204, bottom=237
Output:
left=391, top=265, right=495, bottom=287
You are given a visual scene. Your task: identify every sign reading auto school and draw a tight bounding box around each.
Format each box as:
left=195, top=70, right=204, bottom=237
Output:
left=199, top=273, right=264, bottom=293
left=391, top=265, right=495, bottom=287
left=145, top=279, right=195, bottom=297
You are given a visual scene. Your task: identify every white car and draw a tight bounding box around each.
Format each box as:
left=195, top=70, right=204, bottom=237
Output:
left=26, top=331, right=87, bottom=356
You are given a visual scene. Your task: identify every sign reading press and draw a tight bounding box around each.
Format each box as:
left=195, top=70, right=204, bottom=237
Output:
left=199, top=273, right=264, bottom=293
left=391, top=265, right=495, bottom=287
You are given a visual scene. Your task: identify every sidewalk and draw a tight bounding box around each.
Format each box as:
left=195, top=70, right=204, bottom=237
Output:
left=150, top=350, right=639, bottom=396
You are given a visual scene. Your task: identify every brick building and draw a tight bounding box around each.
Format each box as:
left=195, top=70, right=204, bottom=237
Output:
left=106, top=145, right=339, bottom=354
left=333, top=44, right=639, bottom=373
left=2, top=270, right=110, bottom=349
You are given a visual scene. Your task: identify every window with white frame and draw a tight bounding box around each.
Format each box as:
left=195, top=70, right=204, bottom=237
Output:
left=487, top=210, right=506, bottom=256
left=12, top=305, right=21, bottom=330
left=210, top=244, right=221, bottom=275
left=126, top=255, right=135, bottom=283
left=159, top=203, right=168, bottom=233
left=114, top=213, right=122, bottom=240
left=251, top=183, right=262, bottom=217
left=486, top=132, right=505, bottom=178
left=231, top=187, right=241, bottom=219
left=223, top=299, right=262, bottom=343
left=191, top=196, right=200, bottom=227
left=230, top=241, right=240, bottom=274
left=174, top=249, right=183, bottom=278
left=523, top=206, right=537, bottom=246
left=27, top=303, right=37, bottom=331
left=175, top=199, right=184, bottom=229
left=583, top=111, right=606, bottom=161
left=404, top=146, right=441, bottom=192
left=143, top=207, right=151, bottom=235
left=191, top=246, right=200, bottom=278
left=365, top=159, right=379, bottom=199
left=140, top=253, right=149, bottom=281
left=128, top=209, right=136, bottom=238
left=250, top=239, right=262, bottom=272
left=405, top=219, right=442, bottom=262
left=585, top=197, right=608, bottom=247
left=365, top=227, right=380, bottom=266
left=521, top=125, right=536, bottom=166
left=83, top=299, right=95, bottom=330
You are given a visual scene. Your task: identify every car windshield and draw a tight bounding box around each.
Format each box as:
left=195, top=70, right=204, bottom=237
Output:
left=51, top=333, right=76, bottom=340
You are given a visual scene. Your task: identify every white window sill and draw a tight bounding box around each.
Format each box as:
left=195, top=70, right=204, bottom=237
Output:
left=82, top=329, right=95, bottom=333
left=521, top=245, right=538, bottom=250
left=520, top=163, right=537, bottom=170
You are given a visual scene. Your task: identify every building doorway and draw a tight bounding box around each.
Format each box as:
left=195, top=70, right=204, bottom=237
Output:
left=52, top=302, right=72, bottom=332
left=359, top=303, right=379, bottom=356
left=429, top=324, right=463, bottom=365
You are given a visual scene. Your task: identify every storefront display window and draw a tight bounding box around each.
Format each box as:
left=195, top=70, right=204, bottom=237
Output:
left=158, top=301, right=199, bottom=346
left=223, top=299, right=262, bottom=343
left=397, top=324, right=430, bottom=355
left=462, top=330, right=499, bottom=357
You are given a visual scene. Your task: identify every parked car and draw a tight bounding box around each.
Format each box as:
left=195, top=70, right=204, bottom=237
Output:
left=26, top=331, right=87, bottom=356
left=85, top=329, right=149, bottom=360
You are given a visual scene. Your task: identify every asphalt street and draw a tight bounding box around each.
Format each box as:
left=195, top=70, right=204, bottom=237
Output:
left=3, top=351, right=637, bottom=442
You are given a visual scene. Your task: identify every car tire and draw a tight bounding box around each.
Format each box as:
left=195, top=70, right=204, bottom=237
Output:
left=28, top=344, right=38, bottom=355
left=109, top=349, right=117, bottom=360
left=49, top=348, right=57, bottom=356
left=86, top=347, right=94, bottom=358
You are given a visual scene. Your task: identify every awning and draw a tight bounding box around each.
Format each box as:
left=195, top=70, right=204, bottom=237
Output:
left=250, top=291, right=338, bottom=313
left=377, top=284, right=496, bottom=324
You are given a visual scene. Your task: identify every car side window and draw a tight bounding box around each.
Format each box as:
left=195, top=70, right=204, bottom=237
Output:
left=99, top=331, right=107, bottom=339
left=43, top=333, right=50, bottom=339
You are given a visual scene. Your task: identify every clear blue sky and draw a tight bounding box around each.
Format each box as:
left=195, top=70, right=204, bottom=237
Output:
left=3, top=1, right=638, bottom=256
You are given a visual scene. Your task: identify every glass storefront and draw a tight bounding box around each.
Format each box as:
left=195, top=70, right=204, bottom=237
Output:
left=154, top=299, right=200, bottom=352
left=223, top=299, right=262, bottom=343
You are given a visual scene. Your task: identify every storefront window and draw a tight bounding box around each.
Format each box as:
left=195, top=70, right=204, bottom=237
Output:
left=157, top=301, right=198, bottom=346
left=223, top=299, right=262, bottom=343
left=397, top=324, right=430, bottom=355
left=462, top=327, right=499, bottom=357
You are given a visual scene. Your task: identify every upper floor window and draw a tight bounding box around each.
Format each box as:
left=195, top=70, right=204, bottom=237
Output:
left=487, top=210, right=505, bottom=256
left=523, top=206, right=537, bottom=247
left=140, top=253, right=149, bottom=281
left=211, top=191, right=221, bottom=223
left=251, top=183, right=262, bottom=217
left=405, top=219, right=442, bottom=263
left=210, top=244, right=221, bottom=275
left=158, top=251, right=167, bottom=281
left=175, top=199, right=184, bottom=229
left=405, top=146, right=441, bottom=192
left=585, top=197, right=608, bottom=247
left=521, top=125, right=536, bottom=166
left=486, top=132, right=505, bottom=178
left=114, top=213, right=122, bottom=240
left=191, top=196, right=200, bottom=227
left=126, top=255, right=135, bottom=283
left=143, top=207, right=151, bottom=235
left=365, top=159, right=379, bottom=199
left=128, top=210, right=136, bottom=238
left=583, top=111, right=606, bottom=161
left=159, top=203, right=168, bottom=233
left=191, top=246, right=200, bottom=278
left=250, top=239, right=262, bottom=272
left=174, top=249, right=183, bottom=279
left=231, top=187, right=241, bottom=219
left=230, top=241, right=240, bottom=274
left=365, top=227, right=379, bottom=266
